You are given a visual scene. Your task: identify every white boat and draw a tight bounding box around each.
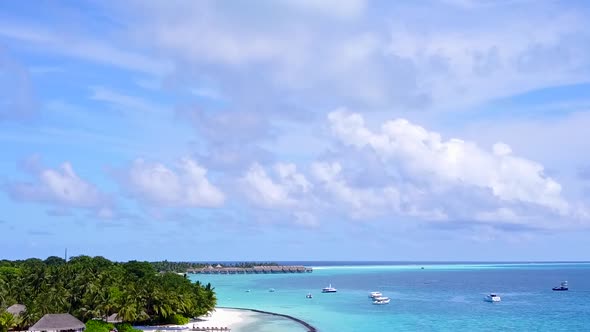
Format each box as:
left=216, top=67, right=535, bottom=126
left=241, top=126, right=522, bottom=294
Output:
left=322, top=284, right=337, bottom=293
left=553, top=281, right=568, bottom=291
left=269, top=288, right=275, bottom=292
left=306, top=293, right=313, bottom=298
left=484, top=293, right=501, bottom=302
left=369, top=291, right=383, bottom=298
left=372, top=296, right=390, bottom=305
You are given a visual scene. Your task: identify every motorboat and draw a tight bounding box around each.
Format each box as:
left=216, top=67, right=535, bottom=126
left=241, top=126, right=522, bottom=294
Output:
left=553, top=281, right=568, bottom=291
left=372, top=296, right=390, bottom=305
left=322, top=284, right=337, bottom=293
left=484, top=293, right=501, bottom=302
left=245, top=289, right=251, bottom=292
left=306, top=293, right=313, bottom=298
left=269, top=288, right=275, bottom=292
left=369, top=291, right=383, bottom=298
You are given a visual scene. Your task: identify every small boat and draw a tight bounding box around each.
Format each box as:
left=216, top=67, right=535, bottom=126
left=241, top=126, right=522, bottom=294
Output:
left=306, top=293, right=313, bottom=298
left=322, top=284, right=337, bottom=293
left=369, top=291, right=383, bottom=298
left=484, top=293, right=501, bottom=302
left=245, top=289, right=251, bottom=292
left=553, top=281, right=568, bottom=291
left=372, top=296, right=390, bottom=305
left=269, top=288, right=275, bottom=292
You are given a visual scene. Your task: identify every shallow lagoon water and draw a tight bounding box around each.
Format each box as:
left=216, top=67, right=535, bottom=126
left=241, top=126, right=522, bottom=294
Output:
left=190, top=263, right=590, bottom=331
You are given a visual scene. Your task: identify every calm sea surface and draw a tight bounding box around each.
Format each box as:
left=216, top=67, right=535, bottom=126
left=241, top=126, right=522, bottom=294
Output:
left=189, top=262, right=590, bottom=331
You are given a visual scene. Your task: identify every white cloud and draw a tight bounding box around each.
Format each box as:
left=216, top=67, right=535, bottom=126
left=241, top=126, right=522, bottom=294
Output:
left=121, top=158, right=225, bottom=208
left=7, top=161, right=111, bottom=211
left=115, top=1, right=590, bottom=111
left=328, top=109, right=569, bottom=214
left=232, top=109, right=587, bottom=228
left=90, top=86, right=165, bottom=113
left=310, top=161, right=404, bottom=219
left=240, top=162, right=310, bottom=208
left=0, top=23, right=172, bottom=76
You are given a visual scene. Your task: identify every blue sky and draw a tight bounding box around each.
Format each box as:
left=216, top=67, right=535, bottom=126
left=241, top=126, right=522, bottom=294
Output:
left=2, top=0, right=590, bottom=261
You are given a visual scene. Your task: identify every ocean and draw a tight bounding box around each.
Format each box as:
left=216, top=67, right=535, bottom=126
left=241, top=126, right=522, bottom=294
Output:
left=189, top=262, right=590, bottom=331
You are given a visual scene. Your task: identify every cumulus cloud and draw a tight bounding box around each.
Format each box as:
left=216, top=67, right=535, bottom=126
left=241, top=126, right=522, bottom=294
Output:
left=5, top=160, right=112, bottom=214
left=310, top=161, right=404, bottom=219
left=232, top=109, right=588, bottom=229
left=239, top=162, right=318, bottom=227
left=240, top=162, right=311, bottom=208
left=119, top=158, right=225, bottom=208
left=328, top=110, right=569, bottom=214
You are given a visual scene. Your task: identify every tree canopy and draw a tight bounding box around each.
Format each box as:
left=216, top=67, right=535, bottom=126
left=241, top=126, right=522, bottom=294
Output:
left=0, top=256, right=216, bottom=330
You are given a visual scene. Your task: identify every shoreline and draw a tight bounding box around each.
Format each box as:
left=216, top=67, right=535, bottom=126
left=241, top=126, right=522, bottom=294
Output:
left=218, top=307, right=317, bottom=332
left=137, top=307, right=316, bottom=332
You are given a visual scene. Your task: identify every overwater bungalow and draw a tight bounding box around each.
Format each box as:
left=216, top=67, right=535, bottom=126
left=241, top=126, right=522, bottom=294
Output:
left=191, top=265, right=312, bottom=275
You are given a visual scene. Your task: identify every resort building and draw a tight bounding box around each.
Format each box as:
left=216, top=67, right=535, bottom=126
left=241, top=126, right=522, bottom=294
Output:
left=29, top=314, right=85, bottom=332
left=6, top=304, right=26, bottom=318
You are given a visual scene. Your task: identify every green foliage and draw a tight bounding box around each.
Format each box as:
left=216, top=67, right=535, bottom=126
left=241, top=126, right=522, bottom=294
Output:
left=44, top=256, right=66, bottom=266
left=124, top=261, right=155, bottom=279
left=166, top=314, right=189, bottom=325
left=0, top=256, right=217, bottom=327
left=116, top=323, right=143, bottom=332
left=0, top=311, right=16, bottom=332
left=85, top=320, right=114, bottom=332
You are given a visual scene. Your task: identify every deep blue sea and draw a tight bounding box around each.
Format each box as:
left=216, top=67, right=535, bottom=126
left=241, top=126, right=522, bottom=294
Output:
left=189, top=262, right=590, bottom=331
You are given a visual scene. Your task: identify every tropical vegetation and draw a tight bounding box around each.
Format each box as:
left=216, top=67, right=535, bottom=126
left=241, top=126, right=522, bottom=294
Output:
left=0, top=256, right=216, bottom=331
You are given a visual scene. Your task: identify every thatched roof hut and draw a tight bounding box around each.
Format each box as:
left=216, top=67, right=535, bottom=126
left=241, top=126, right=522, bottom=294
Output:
left=30, top=314, right=85, bottom=332
left=6, top=304, right=26, bottom=317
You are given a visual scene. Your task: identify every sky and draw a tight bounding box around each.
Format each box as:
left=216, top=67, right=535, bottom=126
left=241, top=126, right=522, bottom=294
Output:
left=1, top=0, right=590, bottom=262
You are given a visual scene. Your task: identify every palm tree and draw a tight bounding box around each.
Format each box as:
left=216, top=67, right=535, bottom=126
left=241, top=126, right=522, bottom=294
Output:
left=0, top=311, right=16, bottom=332
left=0, top=278, right=8, bottom=307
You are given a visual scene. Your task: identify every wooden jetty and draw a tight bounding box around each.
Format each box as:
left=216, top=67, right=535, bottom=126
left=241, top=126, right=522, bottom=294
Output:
left=187, top=265, right=313, bottom=274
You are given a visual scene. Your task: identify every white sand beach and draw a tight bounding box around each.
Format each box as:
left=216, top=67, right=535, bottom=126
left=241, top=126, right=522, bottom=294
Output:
left=138, top=308, right=254, bottom=332
left=189, top=308, right=253, bottom=330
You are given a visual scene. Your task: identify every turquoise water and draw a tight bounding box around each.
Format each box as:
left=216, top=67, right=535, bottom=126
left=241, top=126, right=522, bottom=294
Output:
left=190, top=263, right=590, bottom=331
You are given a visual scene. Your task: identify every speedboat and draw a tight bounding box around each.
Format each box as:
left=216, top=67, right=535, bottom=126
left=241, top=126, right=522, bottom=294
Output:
left=369, top=291, right=383, bottom=298
left=269, top=288, right=275, bottom=292
left=484, top=293, right=501, bottom=302
left=372, top=296, right=390, bottom=305
left=322, top=284, right=337, bottom=293
left=306, top=293, right=313, bottom=298
left=245, top=289, right=251, bottom=292
left=553, top=281, right=568, bottom=291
